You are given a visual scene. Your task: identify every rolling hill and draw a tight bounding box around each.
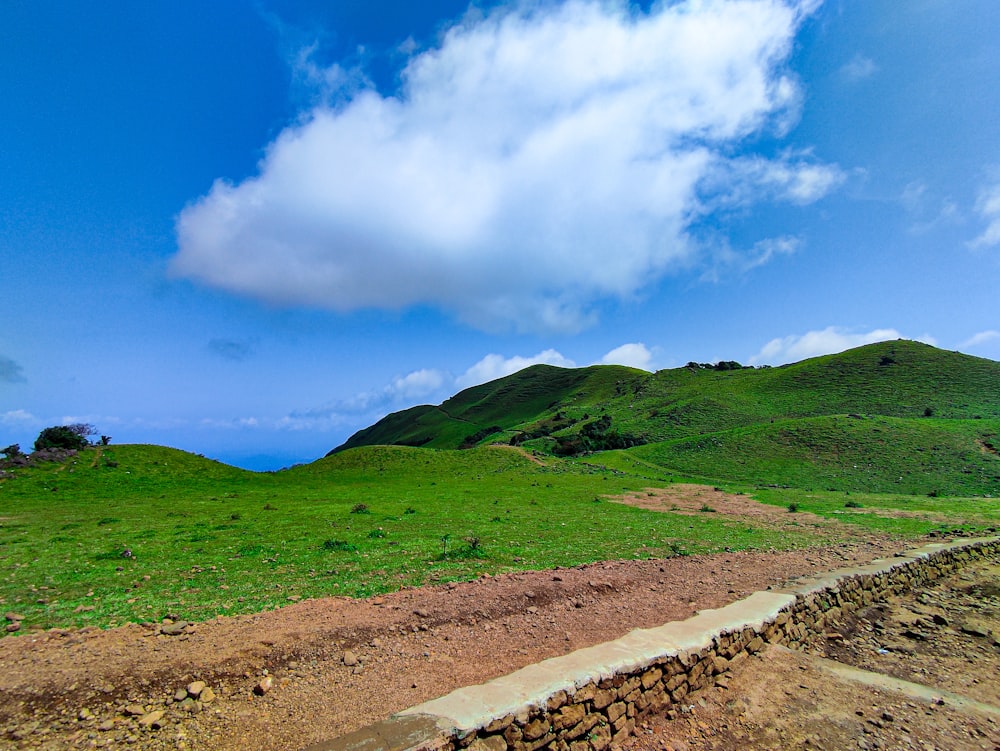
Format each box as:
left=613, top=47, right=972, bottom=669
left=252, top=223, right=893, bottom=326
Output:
left=330, top=340, right=1000, bottom=496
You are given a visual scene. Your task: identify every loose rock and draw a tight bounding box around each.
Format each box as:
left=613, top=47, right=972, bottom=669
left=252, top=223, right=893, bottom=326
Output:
left=186, top=680, right=206, bottom=698
left=138, top=710, right=165, bottom=728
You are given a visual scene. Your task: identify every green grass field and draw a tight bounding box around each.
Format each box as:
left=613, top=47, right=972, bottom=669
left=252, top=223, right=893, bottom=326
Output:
left=2, top=442, right=997, bottom=635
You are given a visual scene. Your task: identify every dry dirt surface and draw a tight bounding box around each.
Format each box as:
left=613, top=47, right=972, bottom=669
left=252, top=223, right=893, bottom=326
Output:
left=620, top=556, right=1000, bottom=751
left=0, top=536, right=907, bottom=751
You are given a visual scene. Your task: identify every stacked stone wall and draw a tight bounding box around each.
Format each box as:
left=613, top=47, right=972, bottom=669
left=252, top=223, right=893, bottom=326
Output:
left=303, top=537, right=1000, bottom=751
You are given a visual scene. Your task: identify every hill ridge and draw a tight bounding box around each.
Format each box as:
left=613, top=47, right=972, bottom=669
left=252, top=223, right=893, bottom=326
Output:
left=328, top=340, right=1000, bottom=496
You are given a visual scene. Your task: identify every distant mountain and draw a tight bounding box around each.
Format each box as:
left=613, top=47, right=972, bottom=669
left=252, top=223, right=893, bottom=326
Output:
left=329, top=341, right=1000, bottom=496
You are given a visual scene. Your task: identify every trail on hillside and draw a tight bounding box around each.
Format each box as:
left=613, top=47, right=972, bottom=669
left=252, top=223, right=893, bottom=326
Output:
left=0, top=538, right=905, bottom=750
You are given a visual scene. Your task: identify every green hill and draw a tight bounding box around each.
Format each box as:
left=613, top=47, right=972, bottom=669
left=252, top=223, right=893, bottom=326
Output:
left=330, top=340, right=1000, bottom=496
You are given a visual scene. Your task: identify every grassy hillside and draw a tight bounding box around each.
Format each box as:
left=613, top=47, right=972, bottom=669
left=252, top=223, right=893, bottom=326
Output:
left=331, top=364, right=645, bottom=452
left=0, top=443, right=821, bottom=631
left=2, top=439, right=997, bottom=634
left=330, top=341, right=1000, bottom=496
left=2, top=340, right=998, bottom=634
left=626, top=415, right=1000, bottom=496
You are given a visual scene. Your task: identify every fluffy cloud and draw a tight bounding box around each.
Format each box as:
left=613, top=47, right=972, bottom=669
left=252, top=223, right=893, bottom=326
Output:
left=749, top=326, right=923, bottom=365
left=0, top=355, right=26, bottom=383
left=959, top=330, right=1000, bottom=350
left=455, top=350, right=576, bottom=390
left=0, top=409, right=35, bottom=424
left=600, top=343, right=653, bottom=370
left=969, top=182, right=1000, bottom=249
left=172, top=0, right=835, bottom=333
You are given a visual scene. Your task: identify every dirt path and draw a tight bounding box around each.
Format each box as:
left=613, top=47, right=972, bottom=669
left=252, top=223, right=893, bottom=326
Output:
left=0, top=537, right=906, bottom=751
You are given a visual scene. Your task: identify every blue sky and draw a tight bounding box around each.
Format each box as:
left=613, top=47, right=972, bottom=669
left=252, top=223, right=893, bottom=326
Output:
left=2, top=0, right=998, bottom=470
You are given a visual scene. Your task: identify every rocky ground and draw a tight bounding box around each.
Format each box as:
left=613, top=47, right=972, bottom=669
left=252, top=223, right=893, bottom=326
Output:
left=621, top=556, right=1000, bottom=751
left=0, top=537, right=904, bottom=751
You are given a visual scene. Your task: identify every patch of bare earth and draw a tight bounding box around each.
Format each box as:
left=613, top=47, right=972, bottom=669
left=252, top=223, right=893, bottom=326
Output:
left=620, top=556, right=1000, bottom=751
left=0, top=539, right=907, bottom=751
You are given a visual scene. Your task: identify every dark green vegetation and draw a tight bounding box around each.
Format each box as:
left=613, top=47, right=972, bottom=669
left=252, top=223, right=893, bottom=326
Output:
left=33, top=425, right=90, bottom=452
left=334, top=341, right=1000, bottom=497
left=1, top=341, right=998, bottom=634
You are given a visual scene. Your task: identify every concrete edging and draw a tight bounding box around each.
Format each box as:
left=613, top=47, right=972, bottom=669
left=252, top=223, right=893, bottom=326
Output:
left=302, top=536, right=1000, bottom=751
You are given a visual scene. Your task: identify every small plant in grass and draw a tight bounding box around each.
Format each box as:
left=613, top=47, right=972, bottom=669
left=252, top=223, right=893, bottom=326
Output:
left=230, top=512, right=242, bottom=520
left=440, top=533, right=451, bottom=557
left=368, top=528, right=386, bottom=539
left=96, top=517, right=120, bottom=526
left=699, top=504, right=715, bottom=513
left=787, top=503, right=799, bottom=513
left=845, top=500, right=863, bottom=509
left=404, top=507, right=416, bottom=515
left=322, top=539, right=358, bottom=552
left=351, top=503, right=370, bottom=514
left=263, top=503, right=277, bottom=510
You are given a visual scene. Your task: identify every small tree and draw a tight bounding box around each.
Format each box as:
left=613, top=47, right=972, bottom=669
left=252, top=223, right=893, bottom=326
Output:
left=34, top=426, right=89, bottom=451
left=67, top=423, right=97, bottom=439
left=1, top=444, right=22, bottom=459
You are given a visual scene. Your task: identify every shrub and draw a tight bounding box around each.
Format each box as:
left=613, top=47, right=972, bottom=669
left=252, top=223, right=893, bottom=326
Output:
left=351, top=503, right=370, bottom=514
left=34, top=425, right=90, bottom=451
left=787, top=503, right=799, bottom=513
left=1, top=444, right=22, bottom=459
left=845, top=500, right=862, bottom=509
left=368, top=528, right=386, bottom=539
left=322, top=539, right=357, bottom=552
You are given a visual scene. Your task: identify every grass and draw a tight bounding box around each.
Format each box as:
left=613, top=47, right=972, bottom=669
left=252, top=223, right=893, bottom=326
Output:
left=0, top=444, right=817, bottom=632
left=751, top=486, right=1000, bottom=537
left=3, top=340, right=998, bottom=634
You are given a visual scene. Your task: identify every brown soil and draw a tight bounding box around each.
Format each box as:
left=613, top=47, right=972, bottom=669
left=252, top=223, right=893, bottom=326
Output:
left=612, top=485, right=828, bottom=523
left=0, top=482, right=991, bottom=751
left=620, top=557, right=1000, bottom=751
left=0, top=537, right=903, bottom=751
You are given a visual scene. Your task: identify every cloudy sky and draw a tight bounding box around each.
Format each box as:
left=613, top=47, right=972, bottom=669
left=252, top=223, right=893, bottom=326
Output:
left=2, top=0, right=998, bottom=470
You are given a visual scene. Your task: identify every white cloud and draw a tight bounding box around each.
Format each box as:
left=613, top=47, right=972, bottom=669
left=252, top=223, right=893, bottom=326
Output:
left=969, top=182, right=1000, bottom=249
left=455, top=350, right=576, bottom=390
left=700, top=235, right=800, bottom=282
left=172, top=0, right=835, bottom=333
left=387, top=369, right=448, bottom=401
left=840, top=53, right=877, bottom=82
left=600, top=343, right=653, bottom=370
left=290, top=367, right=449, bottom=426
left=959, top=330, right=1000, bottom=350
left=0, top=409, right=36, bottom=424
left=749, top=326, right=918, bottom=365
left=703, top=153, right=844, bottom=208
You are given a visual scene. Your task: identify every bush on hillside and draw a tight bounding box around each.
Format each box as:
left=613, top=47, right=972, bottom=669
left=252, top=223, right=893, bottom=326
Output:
left=1, top=444, right=22, bottom=459
left=34, top=425, right=92, bottom=451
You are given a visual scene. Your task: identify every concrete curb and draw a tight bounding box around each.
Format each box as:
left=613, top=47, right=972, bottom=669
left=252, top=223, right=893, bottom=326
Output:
left=301, top=536, right=1000, bottom=751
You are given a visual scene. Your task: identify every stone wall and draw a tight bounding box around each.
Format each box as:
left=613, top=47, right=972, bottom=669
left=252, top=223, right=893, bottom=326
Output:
left=302, top=537, right=1000, bottom=751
